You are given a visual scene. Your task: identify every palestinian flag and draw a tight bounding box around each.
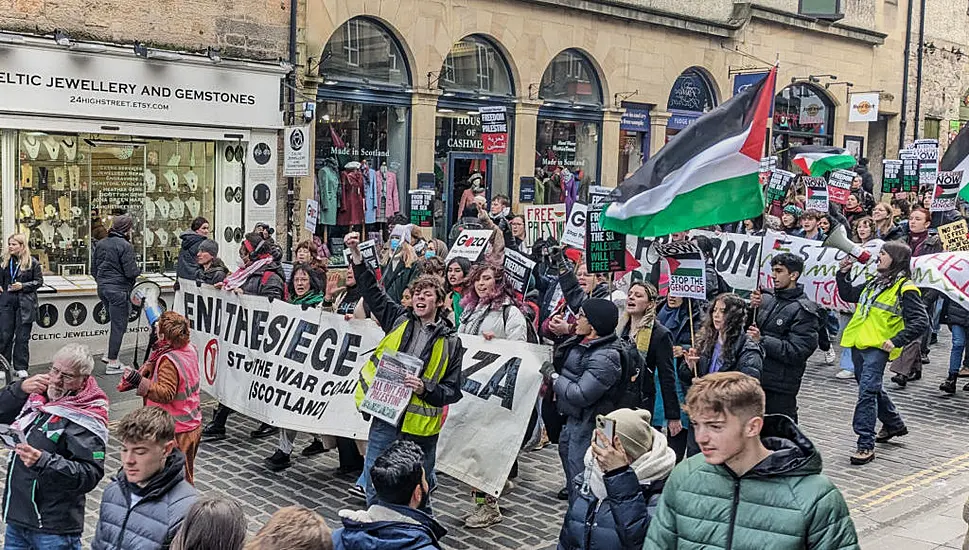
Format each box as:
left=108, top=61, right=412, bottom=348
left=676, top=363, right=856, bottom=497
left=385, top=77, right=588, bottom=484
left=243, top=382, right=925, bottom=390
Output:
left=600, top=66, right=777, bottom=237
left=941, top=123, right=969, bottom=199
left=791, top=146, right=856, bottom=176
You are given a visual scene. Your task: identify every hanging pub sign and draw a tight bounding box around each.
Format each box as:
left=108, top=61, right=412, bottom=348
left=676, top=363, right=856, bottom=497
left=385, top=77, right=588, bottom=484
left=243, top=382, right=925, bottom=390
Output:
left=586, top=187, right=625, bottom=274
left=480, top=106, right=508, bottom=154
left=882, top=160, right=902, bottom=194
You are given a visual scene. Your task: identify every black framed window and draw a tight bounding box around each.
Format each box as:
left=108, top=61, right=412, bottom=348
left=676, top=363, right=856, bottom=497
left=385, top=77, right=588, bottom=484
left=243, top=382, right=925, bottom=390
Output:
left=539, top=49, right=602, bottom=107
left=321, top=17, right=410, bottom=88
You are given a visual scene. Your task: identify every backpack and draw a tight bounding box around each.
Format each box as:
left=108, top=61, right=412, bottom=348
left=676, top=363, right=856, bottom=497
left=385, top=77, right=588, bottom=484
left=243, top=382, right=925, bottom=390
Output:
left=614, top=338, right=646, bottom=410
left=503, top=304, right=540, bottom=344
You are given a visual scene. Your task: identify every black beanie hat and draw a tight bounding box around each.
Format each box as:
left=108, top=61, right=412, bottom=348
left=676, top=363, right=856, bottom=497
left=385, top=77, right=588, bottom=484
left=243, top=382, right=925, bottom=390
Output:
left=581, top=298, right=618, bottom=336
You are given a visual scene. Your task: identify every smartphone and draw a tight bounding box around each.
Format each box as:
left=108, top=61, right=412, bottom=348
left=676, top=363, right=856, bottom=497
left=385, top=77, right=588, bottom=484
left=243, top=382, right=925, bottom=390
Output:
left=596, top=416, right=616, bottom=448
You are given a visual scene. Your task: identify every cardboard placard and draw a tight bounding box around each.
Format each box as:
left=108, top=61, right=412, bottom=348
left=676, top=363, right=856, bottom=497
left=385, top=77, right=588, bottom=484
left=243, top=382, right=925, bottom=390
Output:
left=561, top=203, right=588, bottom=250
left=882, top=160, right=902, bottom=194
left=939, top=220, right=969, bottom=252
left=827, top=170, right=855, bottom=205
left=343, top=240, right=382, bottom=278
left=503, top=249, right=536, bottom=295
left=446, top=229, right=494, bottom=262
left=409, top=190, right=434, bottom=228
left=522, top=204, right=567, bottom=246
left=303, top=199, right=319, bottom=232
left=915, top=139, right=939, bottom=189
left=766, top=169, right=795, bottom=215
left=480, top=106, right=509, bottom=154
left=900, top=149, right=919, bottom=192
left=804, top=177, right=829, bottom=213
left=931, top=171, right=963, bottom=212
left=586, top=187, right=625, bottom=273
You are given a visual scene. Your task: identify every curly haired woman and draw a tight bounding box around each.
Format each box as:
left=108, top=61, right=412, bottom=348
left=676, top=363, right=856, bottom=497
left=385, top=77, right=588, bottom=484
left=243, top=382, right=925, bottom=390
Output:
left=681, top=293, right=763, bottom=457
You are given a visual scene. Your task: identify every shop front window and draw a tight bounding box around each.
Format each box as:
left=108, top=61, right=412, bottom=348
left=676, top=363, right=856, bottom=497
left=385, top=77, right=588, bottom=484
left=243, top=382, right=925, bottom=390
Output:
left=321, top=17, right=409, bottom=88
left=439, top=36, right=513, bottom=97
left=15, top=131, right=215, bottom=275
left=666, top=67, right=718, bottom=140
left=773, top=83, right=835, bottom=168
left=534, top=119, right=599, bottom=204
left=539, top=50, right=602, bottom=107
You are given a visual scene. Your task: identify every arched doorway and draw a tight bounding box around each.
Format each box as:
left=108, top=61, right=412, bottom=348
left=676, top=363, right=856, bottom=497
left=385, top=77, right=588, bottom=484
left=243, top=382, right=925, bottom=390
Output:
left=317, top=17, right=412, bottom=250
left=434, top=35, right=515, bottom=235
left=535, top=49, right=604, bottom=207
left=773, top=83, right=835, bottom=169
left=666, top=67, right=718, bottom=140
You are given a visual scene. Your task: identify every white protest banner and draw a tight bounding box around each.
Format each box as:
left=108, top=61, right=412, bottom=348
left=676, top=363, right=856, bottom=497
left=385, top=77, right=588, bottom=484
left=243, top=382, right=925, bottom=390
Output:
left=304, top=199, right=319, bottom=232
left=503, top=249, right=536, bottom=295
left=523, top=204, right=567, bottom=246
left=828, top=170, right=854, bottom=205
left=562, top=203, right=588, bottom=250
left=931, top=171, right=963, bottom=212
left=804, top=177, right=829, bottom=212
left=692, top=230, right=762, bottom=291
left=446, top=230, right=494, bottom=262
left=915, top=139, right=939, bottom=188
left=939, top=220, right=969, bottom=252
left=175, top=281, right=549, bottom=497
left=283, top=125, right=311, bottom=177
left=848, top=93, right=880, bottom=123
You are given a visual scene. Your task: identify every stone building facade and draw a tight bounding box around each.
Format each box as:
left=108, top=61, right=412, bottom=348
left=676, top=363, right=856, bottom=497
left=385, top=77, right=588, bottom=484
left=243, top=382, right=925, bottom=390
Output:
left=299, top=0, right=911, bottom=244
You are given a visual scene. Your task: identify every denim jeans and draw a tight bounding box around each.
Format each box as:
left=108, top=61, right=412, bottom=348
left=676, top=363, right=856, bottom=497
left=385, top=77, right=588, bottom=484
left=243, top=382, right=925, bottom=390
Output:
left=950, top=325, right=968, bottom=377
left=361, top=419, right=438, bottom=513
left=4, top=524, right=81, bottom=550
left=838, top=315, right=854, bottom=373
left=851, top=347, right=905, bottom=450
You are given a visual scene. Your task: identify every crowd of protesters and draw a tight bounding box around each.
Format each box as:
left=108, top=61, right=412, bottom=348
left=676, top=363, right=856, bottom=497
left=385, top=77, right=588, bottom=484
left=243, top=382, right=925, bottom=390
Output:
left=7, top=157, right=967, bottom=549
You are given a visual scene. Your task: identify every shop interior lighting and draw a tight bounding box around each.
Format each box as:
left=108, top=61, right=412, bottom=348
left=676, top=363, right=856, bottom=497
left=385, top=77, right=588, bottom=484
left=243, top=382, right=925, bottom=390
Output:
left=206, top=47, right=221, bottom=64
left=442, top=91, right=456, bottom=97
left=438, top=108, right=455, bottom=113
left=323, top=79, right=338, bottom=86
left=477, top=95, right=489, bottom=100
left=0, top=32, right=25, bottom=44
left=84, top=138, right=148, bottom=147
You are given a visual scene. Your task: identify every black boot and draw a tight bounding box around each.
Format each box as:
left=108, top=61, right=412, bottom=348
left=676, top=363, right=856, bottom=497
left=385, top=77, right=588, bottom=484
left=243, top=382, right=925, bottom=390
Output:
left=201, top=405, right=231, bottom=441
left=891, top=373, right=908, bottom=387
left=250, top=422, right=279, bottom=439
left=264, top=449, right=292, bottom=472
left=941, top=375, right=958, bottom=394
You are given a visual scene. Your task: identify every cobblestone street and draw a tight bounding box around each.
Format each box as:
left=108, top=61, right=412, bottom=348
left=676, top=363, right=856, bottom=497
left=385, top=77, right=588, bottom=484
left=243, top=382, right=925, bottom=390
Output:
left=5, top=331, right=969, bottom=549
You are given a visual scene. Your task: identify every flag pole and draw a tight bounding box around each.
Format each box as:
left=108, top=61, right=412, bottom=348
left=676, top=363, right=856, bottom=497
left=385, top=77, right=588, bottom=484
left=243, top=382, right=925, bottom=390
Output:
left=687, top=299, right=697, bottom=379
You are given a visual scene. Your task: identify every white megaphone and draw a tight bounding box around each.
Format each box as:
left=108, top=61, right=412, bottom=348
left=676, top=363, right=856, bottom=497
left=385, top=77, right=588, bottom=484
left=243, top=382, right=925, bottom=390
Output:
left=130, top=280, right=163, bottom=325
left=822, top=224, right=872, bottom=263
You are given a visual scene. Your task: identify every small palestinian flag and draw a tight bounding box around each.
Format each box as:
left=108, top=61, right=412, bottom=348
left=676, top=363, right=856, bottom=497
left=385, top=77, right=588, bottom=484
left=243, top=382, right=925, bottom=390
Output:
left=657, top=241, right=706, bottom=300
left=600, top=66, right=777, bottom=237
left=791, top=146, right=857, bottom=176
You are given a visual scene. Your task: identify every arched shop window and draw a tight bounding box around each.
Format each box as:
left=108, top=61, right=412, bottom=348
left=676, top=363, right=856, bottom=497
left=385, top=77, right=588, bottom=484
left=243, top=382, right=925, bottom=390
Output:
left=316, top=17, right=412, bottom=257
left=435, top=36, right=516, bottom=238
left=535, top=49, right=603, bottom=206
left=666, top=67, right=718, bottom=139
left=773, top=83, right=835, bottom=169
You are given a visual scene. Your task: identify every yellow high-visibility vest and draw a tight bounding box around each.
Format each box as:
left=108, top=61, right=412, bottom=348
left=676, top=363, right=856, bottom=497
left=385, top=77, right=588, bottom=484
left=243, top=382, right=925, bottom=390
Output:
left=841, top=277, right=920, bottom=361
left=355, top=321, right=450, bottom=436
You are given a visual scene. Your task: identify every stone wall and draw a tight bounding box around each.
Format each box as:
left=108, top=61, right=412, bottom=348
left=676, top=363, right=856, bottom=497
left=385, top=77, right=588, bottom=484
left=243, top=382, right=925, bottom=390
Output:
left=0, top=0, right=291, bottom=60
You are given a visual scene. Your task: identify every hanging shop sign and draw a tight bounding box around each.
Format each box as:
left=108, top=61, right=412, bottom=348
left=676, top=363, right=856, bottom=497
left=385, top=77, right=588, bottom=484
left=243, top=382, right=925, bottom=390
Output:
left=848, top=93, right=880, bottom=123
left=620, top=106, right=651, bottom=132
left=283, top=125, right=311, bottom=177
left=0, top=44, right=283, bottom=128
left=733, top=72, right=770, bottom=97
left=480, top=106, right=508, bottom=154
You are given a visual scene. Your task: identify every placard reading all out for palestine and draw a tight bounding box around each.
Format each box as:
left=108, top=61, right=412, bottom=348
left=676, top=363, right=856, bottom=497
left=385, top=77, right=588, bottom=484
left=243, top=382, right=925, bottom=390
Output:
left=883, top=160, right=902, bottom=193
left=587, top=187, right=625, bottom=274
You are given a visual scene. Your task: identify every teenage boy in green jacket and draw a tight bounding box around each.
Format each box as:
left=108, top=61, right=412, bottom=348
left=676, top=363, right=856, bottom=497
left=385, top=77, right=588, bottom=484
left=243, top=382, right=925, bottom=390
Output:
left=645, top=372, right=858, bottom=550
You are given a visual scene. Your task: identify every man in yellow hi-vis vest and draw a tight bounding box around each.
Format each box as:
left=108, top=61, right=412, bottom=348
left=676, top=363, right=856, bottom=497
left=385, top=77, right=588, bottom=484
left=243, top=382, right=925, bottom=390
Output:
left=837, top=240, right=928, bottom=466
left=344, top=231, right=464, bottom=511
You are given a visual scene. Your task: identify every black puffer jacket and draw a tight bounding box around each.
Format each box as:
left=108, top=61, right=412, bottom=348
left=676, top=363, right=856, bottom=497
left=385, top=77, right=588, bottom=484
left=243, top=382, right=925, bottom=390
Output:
left=93, top=231, right=141, bottom=290
left=941, top=298, right=969, bottom=327
left=91, top=450, right=197, bottom=550
left=679, top=333, right=763, bottom=387
left=0, top=382, right=105, bottom=535
left=176, top=231, right=206, bottom=281
left=754, top=285, right=820, bottom=397
left=553, top=334, right=623, bottom=420
left=239, top=259, right=285, bottom=300
left=617, top=321, right=679, bottom=421
left=197, top=259, right=229, bottom=286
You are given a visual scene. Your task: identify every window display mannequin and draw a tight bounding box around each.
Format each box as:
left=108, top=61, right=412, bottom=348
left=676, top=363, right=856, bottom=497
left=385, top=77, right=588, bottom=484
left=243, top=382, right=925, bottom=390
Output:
left=375, top=162, right=400, bottom=222
left=457, top=173, right=485, bottom=220
left=562, top=167, right=578, bottom=214
left=363, top=160, right=378, bottom=225
left=534, top=168, right=547, bottom=206
left=317, top=157, right=340, bottom=227
left=337, top=161, right=366, bottom=227
left=547, top=167, right=564, bottom=204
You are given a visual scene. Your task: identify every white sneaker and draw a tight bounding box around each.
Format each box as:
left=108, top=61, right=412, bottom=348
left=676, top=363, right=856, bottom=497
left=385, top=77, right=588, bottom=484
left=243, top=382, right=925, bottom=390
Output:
left=835, top=369, right=854, bottom=379
left=105, top=363, right=126, bottom=375
left=824, top=350, right=836, bottom=365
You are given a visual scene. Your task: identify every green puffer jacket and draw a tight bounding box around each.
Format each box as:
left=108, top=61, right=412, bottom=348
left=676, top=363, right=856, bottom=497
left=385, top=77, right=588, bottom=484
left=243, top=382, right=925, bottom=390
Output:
left=644, top=415, right=859, bottom=550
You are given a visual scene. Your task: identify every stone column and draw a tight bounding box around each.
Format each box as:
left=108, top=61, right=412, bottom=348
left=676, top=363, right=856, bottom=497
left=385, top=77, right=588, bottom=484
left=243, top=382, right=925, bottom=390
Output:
left=649, top=111, right=672, bottom=156
left=512, top=100, right=543, bottom=211
left=599, top=108, right=624, bottom=188
left=409, top=90, right=441, bottom=190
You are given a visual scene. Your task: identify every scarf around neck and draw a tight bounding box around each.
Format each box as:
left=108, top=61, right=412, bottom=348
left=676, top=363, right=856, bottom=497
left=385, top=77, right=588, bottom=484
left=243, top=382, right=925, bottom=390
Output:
left=581, top=428, right=676, bottom=501
left=223, top=256, right=273, bottom=291
left=859, top=271, right=906, bottom=318
left=12, top=375, right=109, bottom=445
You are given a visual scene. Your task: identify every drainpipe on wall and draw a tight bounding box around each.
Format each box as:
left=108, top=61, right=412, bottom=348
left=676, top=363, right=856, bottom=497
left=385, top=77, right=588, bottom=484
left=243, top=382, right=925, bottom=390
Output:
left=899, top=0, right=915, bottom=149
left=286, top=0, right=298, bottom=260
left=913, top=0, right=926, bottom=141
